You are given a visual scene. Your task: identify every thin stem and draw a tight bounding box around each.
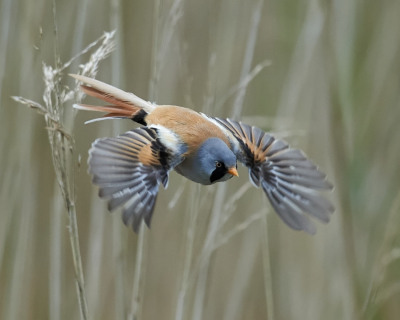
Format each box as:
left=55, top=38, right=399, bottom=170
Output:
left=231, top=0, right=264, bottom=120
left=52, top=2, right=88, bottom=319
left=192, top=184, right=227, bottom=320
left=220, top=182, right=253, bottom=226
left=49, top=183, right=64, bottom=320
left=110, top=0, right=127, bottom=318
left=68, top=202, right=89, bottom=320
left=261, top=208, right=274, bottom=320
left=361, top=190, right=400, bottom=319
left=0, top=0, right=12, bottom=101
left=129, top=226, right=148, bottom=320
left=168, top=179, right=188, bottom=209
left=52, top=0, right=61, bottom=115
left=175, top=184, right=200, bottom=320
left=148, top=0, right=161, bottom=102
left=4, top=170, right=36, bottom=320
left=214, top=211, right=265, bottom=250
left=215, top=60, right=271, bottom=111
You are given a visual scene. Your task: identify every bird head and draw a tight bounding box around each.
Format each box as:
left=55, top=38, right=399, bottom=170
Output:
left=196, top=138, right=238, bottom=184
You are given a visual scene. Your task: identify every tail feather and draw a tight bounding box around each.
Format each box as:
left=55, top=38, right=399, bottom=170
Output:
left=84, top=116, right=125, bottom=124
left=73, top=104, right=133, bottom=115
left=79, top=85, right=136, bottom=111
left=70, top=74, right=155, bottom=112
left=70, top=74, right=156, bottom=122
left=73, top=102, right=136, bottom=121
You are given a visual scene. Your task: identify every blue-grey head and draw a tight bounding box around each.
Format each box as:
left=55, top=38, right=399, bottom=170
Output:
left=194, top=138, right=238, bottom=184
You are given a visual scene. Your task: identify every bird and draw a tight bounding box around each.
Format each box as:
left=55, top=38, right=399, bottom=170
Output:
left=71, top=74, right=334, bottom=234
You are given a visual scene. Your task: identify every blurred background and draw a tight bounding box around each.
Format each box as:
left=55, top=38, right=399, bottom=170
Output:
left=1, top=0, right=400, bottom=319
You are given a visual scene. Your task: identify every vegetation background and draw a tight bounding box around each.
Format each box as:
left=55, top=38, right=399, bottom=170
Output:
left=1, top=0, right=400, bottom=319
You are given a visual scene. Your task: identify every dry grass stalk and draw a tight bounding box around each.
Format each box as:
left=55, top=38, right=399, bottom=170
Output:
left=192, top=184, right=228, bottom=320
left=175, top=184, right=201, bottom=320
left=261, top=199, right=274, bottom=320
left=215, top=60, right=271, bottom=111
left=5, top=170, right=37, bottom=320
left=231, top=0, right=265, bottom=120
left=214, top=210, right=265, bottom=250
left=361, top=191, right=400, bottom=319
left=12, top=24, right=116, bottom=319
left=49, top=182, right=65, bottom=320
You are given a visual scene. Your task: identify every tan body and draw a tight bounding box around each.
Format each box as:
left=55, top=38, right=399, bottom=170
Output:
left=145, top=105, right=230, bottom=156
left=145, top=105, right=233, bottom=184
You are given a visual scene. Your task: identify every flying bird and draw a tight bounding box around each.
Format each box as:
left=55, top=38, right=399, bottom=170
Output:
left=71, top=74, right=334, bottom=234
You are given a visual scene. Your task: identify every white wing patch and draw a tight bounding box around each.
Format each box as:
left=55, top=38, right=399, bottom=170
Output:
left=149, top=124, right=182, bottom=149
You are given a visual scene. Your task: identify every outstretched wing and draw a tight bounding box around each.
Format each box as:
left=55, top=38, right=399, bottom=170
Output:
left=213, top=118, right=334, bottom=234
left=88, top=126, right=183, bottom=232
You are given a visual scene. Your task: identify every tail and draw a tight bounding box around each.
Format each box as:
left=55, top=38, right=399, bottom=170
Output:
left=70, top=74, right=156, bottom=124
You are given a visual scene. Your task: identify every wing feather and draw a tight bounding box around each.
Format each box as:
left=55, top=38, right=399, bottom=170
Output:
left=88, top=126, right=183, bottom=232
left=214, top=117, right=334, bottom=234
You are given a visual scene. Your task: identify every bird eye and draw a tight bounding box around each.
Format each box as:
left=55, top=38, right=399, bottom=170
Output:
left=216, top=161, right=222, bottom=168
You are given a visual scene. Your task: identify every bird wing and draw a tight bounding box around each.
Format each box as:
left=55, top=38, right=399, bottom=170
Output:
left=88, top=126, right=184, bottom=232
left=212, top=117, right=334, bottom=234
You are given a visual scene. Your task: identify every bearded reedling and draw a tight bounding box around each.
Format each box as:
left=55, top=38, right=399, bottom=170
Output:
left=71, top=74, right=334, bottom=234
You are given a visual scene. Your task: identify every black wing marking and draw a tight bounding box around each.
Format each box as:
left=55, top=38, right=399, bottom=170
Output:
left=88, top=127, right=182, bottom=232
left=214, top=118, right=334, bottom=234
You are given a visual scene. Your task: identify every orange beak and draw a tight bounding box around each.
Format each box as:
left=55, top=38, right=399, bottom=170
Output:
left=227, top=167, right=239, bottom=177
